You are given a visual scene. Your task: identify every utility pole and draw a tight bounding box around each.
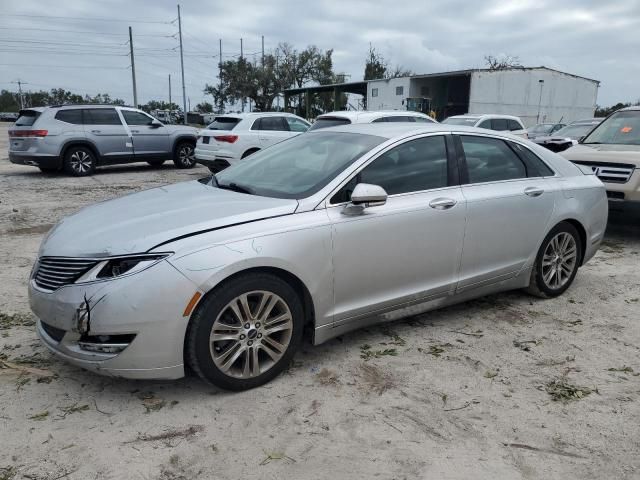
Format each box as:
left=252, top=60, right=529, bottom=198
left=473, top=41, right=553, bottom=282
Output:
left=240, top=38, right=244, bottom=112
left=12, top=80, right=25, bottom=109
left=177, top=4, right=187, bottom=123
left=537, top=79, right=545, bottom=123
left=128, top=26, right=138, bottom=108
left=168, top=74, right=172, bottom=119
left=261, top=35, right=264, bottom=68
left=218, top=38, right=223, bottom=113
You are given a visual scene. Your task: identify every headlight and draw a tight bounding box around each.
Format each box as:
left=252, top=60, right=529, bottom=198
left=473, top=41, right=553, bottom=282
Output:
left=75, top=254, right=170, bottom=283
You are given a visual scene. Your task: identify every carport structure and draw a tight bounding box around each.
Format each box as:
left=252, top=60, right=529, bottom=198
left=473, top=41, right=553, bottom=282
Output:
left=284, top=81, right=367, bottom=118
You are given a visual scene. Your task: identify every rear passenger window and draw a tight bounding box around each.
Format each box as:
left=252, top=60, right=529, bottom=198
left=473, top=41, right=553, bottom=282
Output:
left=385, top=116, right=416, bottom=123
left=55, top=110, right=83, bottom=124
left=491, top=118, right=509, bottom=131
left=511, top=143, right=555, bottom=176
left=461, top=135, right=527, bottom=183
left=331, top=136, right=449, bottom=203
left=253, top=117, right=288, bottom=131
left=508, top=119, right=523, bottom=131
left=83, top=108, right=121, bottom=125
left=477, top=120, right=492, bottom=129
left=413, top=116, right=434, bottom=123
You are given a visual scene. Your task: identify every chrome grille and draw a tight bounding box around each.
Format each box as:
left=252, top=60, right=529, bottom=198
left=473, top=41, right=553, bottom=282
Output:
left=573, top=161, right=635, bottom=184
left=34, top=257, right=98, bottom=291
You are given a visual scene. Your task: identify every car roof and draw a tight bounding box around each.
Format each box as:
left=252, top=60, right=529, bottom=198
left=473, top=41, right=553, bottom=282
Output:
left=317, top=110, right=433, bottom=122
left=569, top=118, right=602, bottom=125
left=214, top=112, right=302, bottom=120
left=308, top=122, right=526, bottom=140
left=447, top=114, right=523, bottom=121
left=620, top=106, right=640, bottom=112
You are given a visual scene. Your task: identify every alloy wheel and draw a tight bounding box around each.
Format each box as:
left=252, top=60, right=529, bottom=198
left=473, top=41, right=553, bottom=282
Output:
left=541, top=232, right=577, bottom=290
left=209, top=290, right=293, bottom=379
left=179, top=145, right=195, bottom=167
left=69, top=150, right=92, bottom=174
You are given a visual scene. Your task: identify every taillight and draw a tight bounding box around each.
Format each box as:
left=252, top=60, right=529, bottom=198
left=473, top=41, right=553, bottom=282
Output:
left=213, top=135, right=238, bottom=143
left=9, top=130, right=48, bottom=138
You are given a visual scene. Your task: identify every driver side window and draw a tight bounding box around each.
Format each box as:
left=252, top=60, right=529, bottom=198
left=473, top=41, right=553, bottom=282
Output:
left=330, top=136, right=449, bottom=203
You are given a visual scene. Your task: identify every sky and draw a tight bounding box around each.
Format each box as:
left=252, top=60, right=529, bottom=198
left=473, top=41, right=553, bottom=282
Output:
left=1, top=0, right=639, bottom=109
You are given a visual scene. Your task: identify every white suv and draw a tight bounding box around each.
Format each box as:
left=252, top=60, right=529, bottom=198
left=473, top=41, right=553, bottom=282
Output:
left=309, top=110, right=437, bottom=130
left=194, top=112, right=310, bottom=172
left=442, top=114, right=528, bottom=138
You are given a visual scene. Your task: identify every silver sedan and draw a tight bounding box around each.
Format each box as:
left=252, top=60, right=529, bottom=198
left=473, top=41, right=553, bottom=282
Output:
left=29, top=124, right=608, bottom=390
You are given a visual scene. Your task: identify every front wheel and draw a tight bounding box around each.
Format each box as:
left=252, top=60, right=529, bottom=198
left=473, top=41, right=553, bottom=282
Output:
left=526, top=222, right=582, bottom=298
left=173, top=141, right=196, bottom=169
left=185, top=273, right=304, bottom=391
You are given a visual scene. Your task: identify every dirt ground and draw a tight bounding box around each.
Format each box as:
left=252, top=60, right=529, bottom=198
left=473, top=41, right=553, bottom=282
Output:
left=0, top=122, right=639, bottom=480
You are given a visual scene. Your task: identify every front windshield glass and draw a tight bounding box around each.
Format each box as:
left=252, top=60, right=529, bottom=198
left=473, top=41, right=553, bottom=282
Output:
left=215, top=131, right=384, bottom=199
left=529, top=123, right=554, bottom=134
left=583, top=111, right=640, bottom=145
left=442, top=117, right=477, bottom=126
left=553, top=124, right=595, bottom=139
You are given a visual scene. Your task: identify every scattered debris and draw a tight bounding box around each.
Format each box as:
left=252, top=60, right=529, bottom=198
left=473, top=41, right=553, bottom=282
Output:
left=28, top=411, right=49, bottom=421
left=58, top=403, right=90, bottom=418
left=315, top=368, right=339, bottom=386
left=503, top=442, right=585, bottom=458
left=0, top=312, right=35, bottom=330
left=0, top=466, right=15, bottom=480
left=420, top=343, right=453, bottom=357
left=566, top=319, right=583, bottom=326
left=444, top=401, right=472, bottom=412
left=484, top=370, right=498, bottom=379
left=136, top=391, right=166, bottom=413
left=535, top=356, right=575, bottom=367
left=132, top=425, right=204, bottom=443
left=0, top=359, right=54, bottom=379
left=513, top=339, right=541, bottom=351
left=260, top=451, right=296, bottom=465
left=360, top=344, right=398, bottom=360
left=607, top=366, right=634, bottom=373
left=450, top=327, right=484, bottom=337
left=544, top=378, right=597, bottom=402
left=359, top=363, right=396, bottom=394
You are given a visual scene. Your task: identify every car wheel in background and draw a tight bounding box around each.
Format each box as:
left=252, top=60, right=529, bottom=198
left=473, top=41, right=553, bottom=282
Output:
left=173, top=141, right=196, bottom=169
left=147, top=160, right=165, bottom=167
left=63, top=146, right=96, bottom=177
left=185, top=273, right=304, bottom=391
left=526, top=222, right=582, bottom=298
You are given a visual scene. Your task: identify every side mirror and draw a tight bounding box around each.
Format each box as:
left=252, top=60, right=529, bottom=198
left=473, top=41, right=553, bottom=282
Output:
left=150, top=119, right=163, bottom=128
left=342, top=183, right=387, bottom=215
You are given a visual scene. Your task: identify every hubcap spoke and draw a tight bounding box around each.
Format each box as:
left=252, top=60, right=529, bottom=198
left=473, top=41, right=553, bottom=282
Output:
left=542, top=232, right=577, bottom=290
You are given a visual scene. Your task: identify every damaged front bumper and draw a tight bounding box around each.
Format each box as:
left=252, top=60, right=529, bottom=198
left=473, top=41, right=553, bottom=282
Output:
left=29, top=259, right=198, bottom=380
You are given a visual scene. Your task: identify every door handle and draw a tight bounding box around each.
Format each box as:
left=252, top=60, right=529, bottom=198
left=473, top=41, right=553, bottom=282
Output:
left=130, top=129, right=140, bottom=134
left=524, top=186, right=544, bottom=197
left=429, top=197, right=457, bottom=210
left=90, top=129, right=101, bottom=133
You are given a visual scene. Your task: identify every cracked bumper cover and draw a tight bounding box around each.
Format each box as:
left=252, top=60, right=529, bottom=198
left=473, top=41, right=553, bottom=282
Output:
left=29, top=259, right=197, bottom=380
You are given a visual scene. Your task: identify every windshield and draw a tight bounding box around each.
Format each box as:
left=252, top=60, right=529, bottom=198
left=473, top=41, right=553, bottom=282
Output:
left=207, top=117, right=241, bottom=130
left=553, top=124, right=595, bottom=139
left=308, top=117, right=351, bottom=131
left=528, top=123, right=554, bottom=134
left=442, top=117, right=477, bottom=126
left=583, top=111, right=640, bottom=145
left=215, top=131, right=384, bottom=199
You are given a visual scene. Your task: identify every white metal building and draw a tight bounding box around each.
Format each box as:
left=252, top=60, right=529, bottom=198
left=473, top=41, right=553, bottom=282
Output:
left=366, top=67, right=599, bottom=126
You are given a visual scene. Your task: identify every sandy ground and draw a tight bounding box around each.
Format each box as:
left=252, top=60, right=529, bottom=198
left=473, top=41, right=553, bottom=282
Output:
left=0, top=122, right=639, bottom=480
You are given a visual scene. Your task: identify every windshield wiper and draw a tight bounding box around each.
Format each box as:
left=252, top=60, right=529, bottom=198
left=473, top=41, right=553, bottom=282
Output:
left=217, top=182, right=255, bottom=195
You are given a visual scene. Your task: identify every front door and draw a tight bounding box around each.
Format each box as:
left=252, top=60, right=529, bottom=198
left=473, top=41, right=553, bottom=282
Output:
left=82, top=108, right=132, bottom=163
left=326, top=134, right=466, bottom=323
left=456, top=134, right=555, bottom=290
left=121, top=110, right=170, bottom=161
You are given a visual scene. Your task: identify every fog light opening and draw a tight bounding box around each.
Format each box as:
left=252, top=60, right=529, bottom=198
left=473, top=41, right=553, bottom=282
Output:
left=78, top=333, right=136, bottom=354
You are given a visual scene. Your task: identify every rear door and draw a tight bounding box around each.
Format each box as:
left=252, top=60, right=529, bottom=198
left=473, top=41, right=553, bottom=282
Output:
left=455, top=134, right=555, bottom=291
left=83, top=108, right=132, bottom=163
left=252, top=116, right=292, bottom=147
left=121, top=110, right=170, bottom=161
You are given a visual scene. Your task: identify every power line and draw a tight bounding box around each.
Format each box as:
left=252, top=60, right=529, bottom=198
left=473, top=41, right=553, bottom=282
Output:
left=0, top=26, right=173, bottom=37
left=2, top=13, right=174, bottom=24
left=0, top=63, right=129, bottom=69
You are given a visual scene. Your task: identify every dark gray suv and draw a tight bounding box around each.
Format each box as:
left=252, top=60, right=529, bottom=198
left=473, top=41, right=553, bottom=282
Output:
left=8, top=105, right=198, bottom=176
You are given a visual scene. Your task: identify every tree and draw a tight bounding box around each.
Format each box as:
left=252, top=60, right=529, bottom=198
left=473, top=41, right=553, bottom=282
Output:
left=364, top=44, right=387, bottom=80
left=139, top=100, right=180, bottom=113
left=484, top=54, right=523, bottom=70
left=595, top=100, right=640, bottom=117
left=195, top=102, right=214, bottom=113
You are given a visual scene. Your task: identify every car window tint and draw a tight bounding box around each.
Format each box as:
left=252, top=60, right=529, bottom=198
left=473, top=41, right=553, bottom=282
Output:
left=15, top=110, right=40, bottom=126
left=385, top=116, right=416, bottom=123
left=477, top=120, right=492, bottom=129
left=285, top=117, right=310, bottom=132
left=55, top=110, right=83, bottom=124
left=83, top=108, right=121, bottom=126
left=491, top=118, right=509, bottom=131
left=413, top=116, right=434, bottom=123
left=371, top=117, right=387, bottom=123
left=508, top=119, right=523, bottom=131
left=308, top=117, right=351, bottom=131
left=461, top=135, right=527, bottom=183
left=511, top=143, right=555, bottom=176
left=331, top=136, right=449, bottom=203
left=256, top=116, right=288, bottom=131
left=122, top=110, right=154, bottom=126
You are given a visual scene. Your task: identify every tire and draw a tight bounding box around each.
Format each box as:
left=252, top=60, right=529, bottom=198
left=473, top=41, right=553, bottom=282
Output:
left=241, top=148, right=259, bottom=159
left=63, top=146, right=96, bottom=176
left=147, top=160, right=165, bottom=167
left=173, top=141, right=196, bottom=169
left=526, top=222, right=582, bottom=298
left=186, top=273, right=304, bottom=391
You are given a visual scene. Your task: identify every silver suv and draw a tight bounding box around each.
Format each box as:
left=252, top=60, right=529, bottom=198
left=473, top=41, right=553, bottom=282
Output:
left=8, top=105, right=198, bottom=176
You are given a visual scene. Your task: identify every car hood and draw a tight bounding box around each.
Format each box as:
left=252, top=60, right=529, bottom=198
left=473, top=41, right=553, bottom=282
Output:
left=40, top=180, right=298, bottom=257
left=561, top=143, right=640, bottom=165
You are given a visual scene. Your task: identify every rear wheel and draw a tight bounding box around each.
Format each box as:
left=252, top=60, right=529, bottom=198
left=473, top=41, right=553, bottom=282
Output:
left=186, top=273, right=303, bottom=391
left=63, top=146, right=96, bottom=176
left=526, top=222, right=582, bottom=298
left=147, top=160, right=165, bottom=167
left=173, top=141, right=196, bottom=169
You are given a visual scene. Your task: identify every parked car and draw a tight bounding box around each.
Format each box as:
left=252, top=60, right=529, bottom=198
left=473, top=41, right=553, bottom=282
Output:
left=30, top=123, right=607, bottom=390
left=0, top=112, right=19, bottom=122
left=527, top=122, right=566, bottom=139
left=533, top=119, right=602, bottom=153
left=442, top=114, right=528, bottom=138
left=562, top=107, right=640, bottom=202
left=8, top=105, right=198, bottom=176
left=194, top=112, right=310, bottom=172
left=309, top=110, right=437, bottom=131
